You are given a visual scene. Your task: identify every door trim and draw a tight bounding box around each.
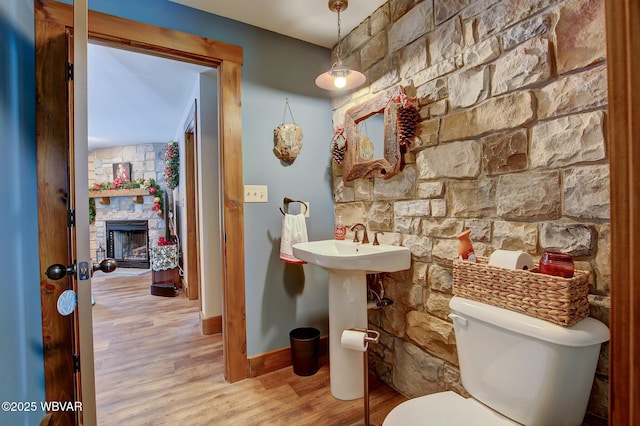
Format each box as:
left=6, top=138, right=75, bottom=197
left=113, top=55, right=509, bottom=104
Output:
left=605, top=1, right=640, bottom=423
left=71, top=1, right=97, bottom=423
left=184, top=104, right=201, bottom=302
left=35, top=0, right=248, bottom=384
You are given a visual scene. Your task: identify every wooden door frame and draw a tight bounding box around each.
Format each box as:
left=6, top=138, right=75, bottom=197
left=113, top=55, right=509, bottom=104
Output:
left=184, top=103, right=200, bottom=301
left=35, top=0, right=248, bottom=383
left=605, top=1, right=640, bottom=424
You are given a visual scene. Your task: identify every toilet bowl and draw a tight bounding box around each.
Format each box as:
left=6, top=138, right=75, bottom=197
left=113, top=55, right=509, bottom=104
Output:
left=383, top=296, right=610, bottom=426
left=384, top=391, right=517, bottom=425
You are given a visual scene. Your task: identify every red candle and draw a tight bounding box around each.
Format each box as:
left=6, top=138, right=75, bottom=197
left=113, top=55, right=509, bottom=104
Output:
left=539, top=251, right=574, bottom=278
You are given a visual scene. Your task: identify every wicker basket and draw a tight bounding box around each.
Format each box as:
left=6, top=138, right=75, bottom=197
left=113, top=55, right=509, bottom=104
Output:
left=452, top=256, right=590, bottom=327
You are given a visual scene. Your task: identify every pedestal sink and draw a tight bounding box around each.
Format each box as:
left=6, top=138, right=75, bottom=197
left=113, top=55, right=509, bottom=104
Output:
left=292, top=240, right=410, bottom=400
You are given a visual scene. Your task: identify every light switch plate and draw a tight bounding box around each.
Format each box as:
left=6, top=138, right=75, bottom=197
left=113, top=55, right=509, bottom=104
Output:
left=244, top=185, right=268, bottom=203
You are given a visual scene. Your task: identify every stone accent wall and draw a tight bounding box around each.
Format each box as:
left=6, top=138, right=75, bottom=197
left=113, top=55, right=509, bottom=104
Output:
left=89, top=144, right=168, bottom=261
left=332, top=0, right=608, bottom=420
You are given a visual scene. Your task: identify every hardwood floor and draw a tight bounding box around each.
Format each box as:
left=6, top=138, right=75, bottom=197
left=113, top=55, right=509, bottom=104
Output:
left=92, top=273, right=407, bottom=425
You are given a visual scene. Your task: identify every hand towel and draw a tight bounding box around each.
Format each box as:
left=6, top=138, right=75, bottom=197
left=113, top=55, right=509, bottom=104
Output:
left=279, top=213, right=308, bottom=264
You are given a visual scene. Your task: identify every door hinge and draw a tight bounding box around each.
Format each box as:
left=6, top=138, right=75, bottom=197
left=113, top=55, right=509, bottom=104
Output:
left=68, top=209, right=76, bottom=227
left=73, top=354, right=80, bottom=372
left=67, top=63, right=73, bottom=81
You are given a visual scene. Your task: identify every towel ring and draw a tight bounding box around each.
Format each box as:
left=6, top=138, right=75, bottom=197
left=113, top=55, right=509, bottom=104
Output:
left=279, top=197, right=308, bottom=215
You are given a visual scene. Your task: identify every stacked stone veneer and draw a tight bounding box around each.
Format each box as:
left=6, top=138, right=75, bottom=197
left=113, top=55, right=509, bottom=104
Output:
left=331, top=0, right=609, bottom=420
left=88, top=144, right=169, bottom=260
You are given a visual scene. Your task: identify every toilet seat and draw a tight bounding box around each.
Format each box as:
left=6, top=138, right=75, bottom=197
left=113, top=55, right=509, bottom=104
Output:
left=383, top=391, right=519, bottom=425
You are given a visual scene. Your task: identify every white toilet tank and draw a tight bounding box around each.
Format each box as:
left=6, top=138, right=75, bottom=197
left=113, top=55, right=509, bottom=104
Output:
left=449, top=296, right=609, bottom=426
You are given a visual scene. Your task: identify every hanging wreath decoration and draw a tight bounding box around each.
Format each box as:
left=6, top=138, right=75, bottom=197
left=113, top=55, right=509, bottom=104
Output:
left=391, top=91, right=419, bottom=153
left=331, top=126, right=347, bottom=164
left=163, top=141, right=179, bottom=190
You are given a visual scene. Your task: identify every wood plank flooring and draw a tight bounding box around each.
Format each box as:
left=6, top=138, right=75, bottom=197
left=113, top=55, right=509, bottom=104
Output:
left=92, top=273, right=407, bottom=425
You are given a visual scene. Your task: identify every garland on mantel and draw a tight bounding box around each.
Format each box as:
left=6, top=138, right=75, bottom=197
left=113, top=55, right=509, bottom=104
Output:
left=89, top=178, right=164, bottom=224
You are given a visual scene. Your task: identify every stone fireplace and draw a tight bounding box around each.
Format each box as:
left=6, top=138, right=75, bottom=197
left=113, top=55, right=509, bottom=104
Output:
left=105, top=220, right=149, bottom=269
left=89, top=143, right=169, bottom=265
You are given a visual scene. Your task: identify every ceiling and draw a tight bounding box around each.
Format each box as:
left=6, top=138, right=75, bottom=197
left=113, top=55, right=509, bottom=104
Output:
left=88, top=44, right=210, bottom=150
left=88, top=0, right=385, bottom=150
left=169, top=0, right=386, bottom=48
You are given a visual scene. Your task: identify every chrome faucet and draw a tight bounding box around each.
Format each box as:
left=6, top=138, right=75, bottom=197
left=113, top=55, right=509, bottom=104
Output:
left=350, top=223, right=369, bottom=244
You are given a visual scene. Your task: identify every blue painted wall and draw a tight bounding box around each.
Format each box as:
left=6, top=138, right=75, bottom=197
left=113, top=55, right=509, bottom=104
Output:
left=1, top=0, right=46, bottom=425
left=1, top=4, right=333, bottom=422
left=242, top=81, right=334, bottom=353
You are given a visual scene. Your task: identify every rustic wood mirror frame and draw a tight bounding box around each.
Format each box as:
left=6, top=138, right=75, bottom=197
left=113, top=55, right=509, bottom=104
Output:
left=343, top=85, right=404, bottom=181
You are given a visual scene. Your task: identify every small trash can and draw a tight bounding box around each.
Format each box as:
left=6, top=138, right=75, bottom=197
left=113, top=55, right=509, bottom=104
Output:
left=289, top=327, right=320, bottom=376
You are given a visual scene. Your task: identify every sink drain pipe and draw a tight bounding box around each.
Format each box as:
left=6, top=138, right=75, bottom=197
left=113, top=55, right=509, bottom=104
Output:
left=341, top=328, right=381, bottom=426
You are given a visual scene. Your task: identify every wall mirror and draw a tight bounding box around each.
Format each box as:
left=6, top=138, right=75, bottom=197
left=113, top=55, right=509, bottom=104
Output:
left=343, top=85, right=403, bottom=181
left=356, top=113, right=384, bottom=161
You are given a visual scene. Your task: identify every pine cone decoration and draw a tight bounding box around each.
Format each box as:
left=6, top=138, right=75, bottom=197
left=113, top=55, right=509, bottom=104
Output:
left=332, top=142, right=346, bottom=164
left=331, top=128, right=347, bottom=164
left=398, top=103, right=419, bottom=152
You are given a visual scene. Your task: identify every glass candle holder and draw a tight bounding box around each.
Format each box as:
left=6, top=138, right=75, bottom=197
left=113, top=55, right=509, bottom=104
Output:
left=539, top=251, right=574, bottom=278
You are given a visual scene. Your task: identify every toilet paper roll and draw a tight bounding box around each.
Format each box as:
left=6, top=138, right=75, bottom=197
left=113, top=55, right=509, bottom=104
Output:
left=341, top=329, right=368, bottom=352
left=488, top=249, right=534, bottom=270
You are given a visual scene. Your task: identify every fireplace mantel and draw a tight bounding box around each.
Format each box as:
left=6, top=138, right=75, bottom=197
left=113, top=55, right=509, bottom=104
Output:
left=89, top=188, right=149, bottom=205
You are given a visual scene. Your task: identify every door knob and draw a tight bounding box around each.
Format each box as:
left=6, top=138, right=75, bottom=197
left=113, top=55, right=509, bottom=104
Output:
left=92, top=258, right=117, bottom=274
left=45, top=262, right=76, bottom=280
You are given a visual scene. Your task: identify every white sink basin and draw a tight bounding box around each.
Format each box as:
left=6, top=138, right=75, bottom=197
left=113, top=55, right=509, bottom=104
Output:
left=292, top=239, right=411, bottom=400
left=292, top=240, right=410, bottom=272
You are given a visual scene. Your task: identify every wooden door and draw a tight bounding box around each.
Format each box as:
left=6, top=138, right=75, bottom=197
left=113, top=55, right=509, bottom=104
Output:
left=35, top=20, right=82, bottom=426
left=36, top=4, right=97, bottom=424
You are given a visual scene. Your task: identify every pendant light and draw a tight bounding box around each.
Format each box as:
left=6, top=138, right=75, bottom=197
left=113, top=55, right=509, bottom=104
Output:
left=315, top=0, right=366, bottom=91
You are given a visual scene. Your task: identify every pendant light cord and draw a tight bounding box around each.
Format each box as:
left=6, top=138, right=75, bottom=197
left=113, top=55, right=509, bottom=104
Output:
left=335, top=6, right=343, bottom=65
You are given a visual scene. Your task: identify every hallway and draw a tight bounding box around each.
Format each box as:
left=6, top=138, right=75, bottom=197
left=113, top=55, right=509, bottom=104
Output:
left=92, top=273, right=406, bottom=425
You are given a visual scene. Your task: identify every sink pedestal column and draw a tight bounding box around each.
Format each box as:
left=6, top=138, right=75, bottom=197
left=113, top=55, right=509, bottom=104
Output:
left=328, top=269, right=367, bottom=400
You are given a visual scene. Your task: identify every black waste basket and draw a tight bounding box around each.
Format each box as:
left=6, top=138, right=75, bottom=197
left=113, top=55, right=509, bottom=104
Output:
left=289, top=327, right=320, bottom=376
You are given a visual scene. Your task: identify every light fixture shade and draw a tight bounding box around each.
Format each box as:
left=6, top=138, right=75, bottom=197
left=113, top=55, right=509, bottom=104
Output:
left=315, top=66, right=366, bottom=91
left=316, top=0, right=366, bottom=91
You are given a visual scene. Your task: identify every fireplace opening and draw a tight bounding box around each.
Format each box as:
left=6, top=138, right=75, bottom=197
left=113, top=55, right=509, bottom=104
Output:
left=105, top=220, right=150, bottom=269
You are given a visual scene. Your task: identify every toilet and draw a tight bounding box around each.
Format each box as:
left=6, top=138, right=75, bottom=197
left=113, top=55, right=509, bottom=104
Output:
left=384, top=296, right=610, bottom=426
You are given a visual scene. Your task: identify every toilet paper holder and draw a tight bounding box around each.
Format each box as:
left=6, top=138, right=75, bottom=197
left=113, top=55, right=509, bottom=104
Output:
left=347, top=327, right=380, bottom=345
left=344, top=328, right=380, bottom=426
